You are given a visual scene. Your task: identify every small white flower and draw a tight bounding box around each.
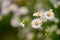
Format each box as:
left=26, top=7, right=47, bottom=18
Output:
left=1, top=7, right=10, bottom=15
left=26, top=33, right=34, bottom=40
left=11, top=17, right=20, bottom=27
left=54, top=18, right=59, bottom=24
left=34, top=3, right=43, bottom=10
left=31, top=18, right=42, bottom=29
left=33, top=11, right=43, bottom=17
left=18, top=23, right=25, bottom=28
left=45, top=24, right=57, bottom=33
left=2, top=0, right=11, bottom=8
left=9, top=4, right=18, bottom=12
left=1, top=0, right=11, bottom=15
left=18, top=27, right=30, bottom=39
left=50, top=24, right=57, bottom=33
left=54, top=2, right=60, bottom=8
left=17, top=6, right=29, bottom=15
left=40, top=17, right=47, bottom=22
left=43, top=9, right=55, bottom=20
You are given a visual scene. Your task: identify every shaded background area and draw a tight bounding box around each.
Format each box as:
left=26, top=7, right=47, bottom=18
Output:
left=0, top=0, right=60, bottom=40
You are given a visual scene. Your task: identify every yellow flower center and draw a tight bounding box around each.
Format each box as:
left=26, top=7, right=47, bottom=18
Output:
left=37, top=12, right=41, bottom=17
left=41, top=18, right=45, bottom=21
left=46, top=12, right=51, bottom=17
left=35, top=21, right=39, bottom=25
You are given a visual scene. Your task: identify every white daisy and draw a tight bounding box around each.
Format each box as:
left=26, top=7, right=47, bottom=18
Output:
left=26, top=33, right=34, bottom=40
left=18, top=23, right=25, bottom=28
left=50, top=24, right=57, bottom=33
left=53, top=18, right=59, bottom=24
left=33, top=11, right=43, bottom=17
left=11, top=16, right=25, bottom=28
left=11, top=17, right=20, bottom=27
left=2, top=0, right=11, bottom=8
left=1, top=0, right=11, bottom=15
left=31, top=18, right=42, bottom=29
left=43, top=9, right=55, bottom=20
left=34, top=3, right=43, bottom=10
left=1, top=7, right=10, bottom=15
left=17, top=6, right=29, bottom=15
left=9, top=4, right=18, bottom=12
left=40, top=17, right=47, bottom=22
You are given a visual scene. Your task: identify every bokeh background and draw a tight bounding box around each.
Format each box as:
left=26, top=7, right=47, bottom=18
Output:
left=0, top=0, right=60, bottom=40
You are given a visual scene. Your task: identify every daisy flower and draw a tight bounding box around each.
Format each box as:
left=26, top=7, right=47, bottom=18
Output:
left=31, top=18, right=42, bottom=29
left=9, top=4, right=18, bottom=12
left=26, top=33, right=34, bottom=40
left=11, top=16, right=25, bottom=28
left=1, top=0, right=11, bottom=15
left=1, top=7, right=10, bottom=15
left=34, top=3, right=43, bottom=10
left=17, top=6, right=29, bottom=15
left=18, top=23, right=25, bottom=28
left=11, top=17, right=20, bottom=27
left=33, top=11, right=43, bottom=17
left=40, top=17, right=47, bottom=22
left=53, top=18, right=59, bottom=24
left=2, top=0, right=11, bottom=8
left=43, top=9, right=55, bottom=20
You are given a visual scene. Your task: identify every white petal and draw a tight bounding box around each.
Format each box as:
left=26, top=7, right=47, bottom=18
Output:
left=18, top=7, right=29, bottom=15
left=18, top=23, right=25, bottom=28
left=9, top=4, right=18, bottom=12
left=11, top=17, right=20, bottom=27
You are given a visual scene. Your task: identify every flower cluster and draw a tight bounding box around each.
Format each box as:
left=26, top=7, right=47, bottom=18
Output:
left=1, top=0, right=29, bottom=28
left=31, top=9, right=55, bottom=29
left=0, top=0, right=58, bottom=29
